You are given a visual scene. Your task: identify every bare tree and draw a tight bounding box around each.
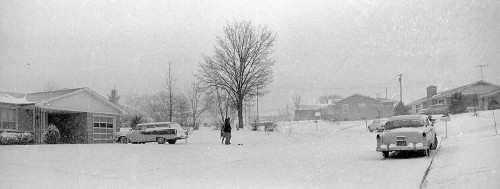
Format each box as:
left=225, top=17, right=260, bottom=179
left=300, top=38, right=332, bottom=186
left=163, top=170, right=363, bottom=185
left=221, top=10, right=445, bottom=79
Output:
left=197, top=21, right=276, bottom=129
left=43, top=81, right=61, bottom=92
left=205, top=87, right=236, bottom=129
left=163, top=62, right=178, bottom=122
left=185, top=81, right=206, bottom=130
left=293, top=94, right=301, bottom=122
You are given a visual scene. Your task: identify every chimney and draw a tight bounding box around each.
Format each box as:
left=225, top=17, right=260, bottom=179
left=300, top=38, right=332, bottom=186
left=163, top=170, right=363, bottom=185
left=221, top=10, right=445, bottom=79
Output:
left=426, top=85, right=437, bottom=98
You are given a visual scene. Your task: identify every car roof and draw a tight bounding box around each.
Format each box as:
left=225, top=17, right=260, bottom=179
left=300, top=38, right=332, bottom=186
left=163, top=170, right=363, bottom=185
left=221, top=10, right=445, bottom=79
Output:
left=387, top=115, right=426, bottom=122
left=136, top=122, right=176, bottom=126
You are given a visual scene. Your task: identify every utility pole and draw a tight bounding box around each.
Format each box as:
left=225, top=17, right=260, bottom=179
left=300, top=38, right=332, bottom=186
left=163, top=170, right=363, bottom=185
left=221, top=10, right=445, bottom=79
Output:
left=398, top=74, right=403, bottom=103
left=477, top=64, right=487, bottom=80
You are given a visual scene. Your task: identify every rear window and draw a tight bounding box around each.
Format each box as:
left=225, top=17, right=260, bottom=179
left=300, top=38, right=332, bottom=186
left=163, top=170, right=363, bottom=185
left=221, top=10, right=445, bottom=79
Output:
left=384, top=119, right=424, bottom=130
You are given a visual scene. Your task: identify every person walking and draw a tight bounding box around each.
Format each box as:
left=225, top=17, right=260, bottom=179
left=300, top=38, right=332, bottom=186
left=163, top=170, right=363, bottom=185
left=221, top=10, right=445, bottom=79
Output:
left=223, top=118, right=232, bottom=145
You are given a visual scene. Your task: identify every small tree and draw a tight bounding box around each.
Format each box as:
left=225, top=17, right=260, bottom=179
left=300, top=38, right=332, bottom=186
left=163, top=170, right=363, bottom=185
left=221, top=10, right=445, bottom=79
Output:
left=44, top=124, right=60, bottom=144
left=130, top=115, right=143, bottom=130
left=449, top=92, right=467, bottom=114
left=394, top=102, right=409, bottom=116
left=108, top=87, right=120, bottom=105
left=488, top=97, right=500, bottom=110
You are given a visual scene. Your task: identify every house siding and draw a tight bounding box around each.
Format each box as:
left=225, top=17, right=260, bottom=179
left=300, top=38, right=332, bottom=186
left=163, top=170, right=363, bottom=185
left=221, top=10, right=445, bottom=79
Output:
left=335, top=95, right=393, bottom=121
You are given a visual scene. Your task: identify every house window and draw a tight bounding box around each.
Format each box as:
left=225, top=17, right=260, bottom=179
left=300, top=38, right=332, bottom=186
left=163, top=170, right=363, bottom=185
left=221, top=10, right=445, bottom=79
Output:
left=342, top=104, right=348, bottom=113
left=437, top=99, right=444, bottom=104
left=0, top=107, right=17, bottom=130
left=93, top=115, right=115, bottom=143
left=359, top=103, right=366, bottom=109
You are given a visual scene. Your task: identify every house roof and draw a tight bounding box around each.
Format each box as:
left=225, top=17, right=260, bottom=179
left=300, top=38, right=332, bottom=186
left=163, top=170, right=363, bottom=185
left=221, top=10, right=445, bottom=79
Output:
left=407, top=96, right=429, bottom=106
left=0, top=88, right=126, bottom=115
left=336, top=93, right=379, bottom=104
left=0, top=93, right=35, bottom=106
left=297, top=105, right=320, bottom=110
left=432, top=80, right=500, bottom=98
left=480, top=89, right=500, bottom=97
left=26, top=88, right=84, bottom=102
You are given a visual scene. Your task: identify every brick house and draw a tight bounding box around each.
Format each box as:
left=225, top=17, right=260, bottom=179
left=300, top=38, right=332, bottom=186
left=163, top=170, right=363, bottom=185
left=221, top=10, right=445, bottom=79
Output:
left=322, top=94, right=395, bottom=121
left=407, top=80, right=500, bottom=114
left=0, top=88, right=126, bottom=144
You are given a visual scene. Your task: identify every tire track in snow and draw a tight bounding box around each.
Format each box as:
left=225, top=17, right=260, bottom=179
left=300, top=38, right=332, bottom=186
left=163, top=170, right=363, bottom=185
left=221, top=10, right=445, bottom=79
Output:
left=419, top=136, right=444, bottom=189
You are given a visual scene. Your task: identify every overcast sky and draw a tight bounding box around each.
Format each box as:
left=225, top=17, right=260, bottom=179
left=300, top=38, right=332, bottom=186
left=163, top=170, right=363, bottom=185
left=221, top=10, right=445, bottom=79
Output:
left=1, top=0, right=499, bottom=114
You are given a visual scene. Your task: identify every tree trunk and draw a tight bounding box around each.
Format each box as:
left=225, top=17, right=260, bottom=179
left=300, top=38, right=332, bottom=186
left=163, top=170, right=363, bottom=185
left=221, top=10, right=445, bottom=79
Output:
left=237, top=99, right=244, bottom=129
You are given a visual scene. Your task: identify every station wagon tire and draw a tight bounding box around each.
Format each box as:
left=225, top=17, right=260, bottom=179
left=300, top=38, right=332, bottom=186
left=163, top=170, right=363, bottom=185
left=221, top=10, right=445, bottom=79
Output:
left=382, top=151, right=389, bottom=158
left=157, top=137, right=166, bottom=144
left=119, top=137, right=128, bottom=144
left=167, top=139, right=177, bottom=144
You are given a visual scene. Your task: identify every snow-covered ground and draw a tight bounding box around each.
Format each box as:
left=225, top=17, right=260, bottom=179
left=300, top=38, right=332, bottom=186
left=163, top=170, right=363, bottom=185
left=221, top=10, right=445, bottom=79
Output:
left=0, top=111, right=499, bottom=189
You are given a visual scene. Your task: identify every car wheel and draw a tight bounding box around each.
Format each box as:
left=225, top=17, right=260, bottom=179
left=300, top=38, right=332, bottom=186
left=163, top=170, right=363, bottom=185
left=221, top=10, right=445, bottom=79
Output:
left=431, top=136, right=438, bottom=150
left=119, top=137, right=128, bottom=144
left=157, top=137, right=166, bottom=144
left=382, top=151, right=389, bottom=158
left=369, top=128, right=373, bottom=132
left=167, top=139, right=177, bottom=144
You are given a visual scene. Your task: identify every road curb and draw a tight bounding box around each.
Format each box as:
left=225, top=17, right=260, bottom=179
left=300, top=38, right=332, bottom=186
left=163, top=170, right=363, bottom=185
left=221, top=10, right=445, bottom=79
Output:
left=419, top=136, right=444, bottom=189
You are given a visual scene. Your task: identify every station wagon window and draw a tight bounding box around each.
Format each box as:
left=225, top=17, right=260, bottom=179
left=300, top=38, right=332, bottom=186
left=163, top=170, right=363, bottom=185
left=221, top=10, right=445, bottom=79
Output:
left=93, top=115, right=115, bottom=143
left=342, top=104, right=348, bottom=113
left=0, top=107, right=17, bottom=130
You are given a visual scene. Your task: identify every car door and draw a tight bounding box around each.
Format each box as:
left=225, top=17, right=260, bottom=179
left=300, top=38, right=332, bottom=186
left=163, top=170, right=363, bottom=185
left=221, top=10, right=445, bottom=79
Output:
left=128, top=125, right=146, bottom=142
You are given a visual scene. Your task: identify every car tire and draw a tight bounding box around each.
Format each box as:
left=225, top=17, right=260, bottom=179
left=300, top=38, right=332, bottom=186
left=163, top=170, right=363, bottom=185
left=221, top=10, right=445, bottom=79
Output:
left=431, top=136, right=438, bottom=150
left=119, top=137, right=128, bottom=144
left=167, top=139, right=177, bottom=144
left=369, top=128, right=373, bottom=132
left=382, top=151, right=389, bottom=158
left=157, top=137, right=166, bottom=144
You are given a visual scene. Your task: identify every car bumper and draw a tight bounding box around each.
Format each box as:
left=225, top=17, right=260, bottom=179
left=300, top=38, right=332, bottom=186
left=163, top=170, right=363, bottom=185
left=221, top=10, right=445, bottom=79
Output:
left=376, top=143, right=429, bottom=151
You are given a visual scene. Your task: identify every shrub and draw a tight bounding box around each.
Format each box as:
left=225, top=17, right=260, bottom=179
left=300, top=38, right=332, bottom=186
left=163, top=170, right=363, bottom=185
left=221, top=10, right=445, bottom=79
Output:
left=448, top=92, right=467, bottom=114
left=44, top=124, right=60, bottom=144
left=394, top=102, right=409, bottom=116
left=488, top=97, right=500, bottom=110
left=0, top=132, right=34, bottom=145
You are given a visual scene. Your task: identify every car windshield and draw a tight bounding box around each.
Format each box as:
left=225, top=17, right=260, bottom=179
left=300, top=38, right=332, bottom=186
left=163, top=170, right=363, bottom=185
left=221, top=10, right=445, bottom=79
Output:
left=384, top=119, right=424, bottom=130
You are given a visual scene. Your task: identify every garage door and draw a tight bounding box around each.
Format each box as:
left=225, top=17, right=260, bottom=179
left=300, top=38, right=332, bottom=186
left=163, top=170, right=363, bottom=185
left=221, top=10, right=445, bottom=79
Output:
left=93, top=115, right=114, bottom=143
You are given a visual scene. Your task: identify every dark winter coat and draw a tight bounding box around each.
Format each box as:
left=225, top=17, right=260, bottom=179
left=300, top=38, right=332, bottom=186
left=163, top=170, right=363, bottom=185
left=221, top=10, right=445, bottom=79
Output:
left=223, top=120, right=231, bottom=133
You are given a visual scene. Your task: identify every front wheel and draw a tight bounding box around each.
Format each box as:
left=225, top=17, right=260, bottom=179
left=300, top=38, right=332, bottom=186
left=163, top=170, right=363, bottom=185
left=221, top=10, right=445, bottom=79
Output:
left=157, top=137, right=166, bottom=144
left=167, top=139, right=177, bottom=144
left=119, top=137, right=128, bottom=144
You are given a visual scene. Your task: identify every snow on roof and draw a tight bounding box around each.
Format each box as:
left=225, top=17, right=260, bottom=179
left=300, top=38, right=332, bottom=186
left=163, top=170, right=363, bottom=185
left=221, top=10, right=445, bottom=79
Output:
left=0, top=93, right=35, bottom=105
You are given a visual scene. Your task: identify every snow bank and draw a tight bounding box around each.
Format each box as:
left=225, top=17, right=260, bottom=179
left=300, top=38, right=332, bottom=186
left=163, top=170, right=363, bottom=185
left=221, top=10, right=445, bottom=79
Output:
left=424, top=110, right=500, bottom=189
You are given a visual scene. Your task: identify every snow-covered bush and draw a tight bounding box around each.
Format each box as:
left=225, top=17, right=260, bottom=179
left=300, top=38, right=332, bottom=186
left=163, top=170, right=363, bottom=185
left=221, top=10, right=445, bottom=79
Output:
left=44, top=124, right=60, bottom=144
left=0, top=132, right=34, bottom=145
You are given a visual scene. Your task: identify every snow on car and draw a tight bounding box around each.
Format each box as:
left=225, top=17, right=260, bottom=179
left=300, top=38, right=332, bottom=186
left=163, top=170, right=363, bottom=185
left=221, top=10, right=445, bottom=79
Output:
left=114, top=122, right=188, bottom=144
left=376, top=115, right=438, bottom=158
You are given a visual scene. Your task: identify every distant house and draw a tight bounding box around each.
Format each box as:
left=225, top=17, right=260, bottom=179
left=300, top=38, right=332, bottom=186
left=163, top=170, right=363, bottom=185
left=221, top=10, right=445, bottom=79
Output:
left=294, top=105, right=321, bottom=121
left=0, top=88, right=126, bottom=144
left=407, top=80, right=500, bottom=114
left=320, top=94, right=395, bottom=121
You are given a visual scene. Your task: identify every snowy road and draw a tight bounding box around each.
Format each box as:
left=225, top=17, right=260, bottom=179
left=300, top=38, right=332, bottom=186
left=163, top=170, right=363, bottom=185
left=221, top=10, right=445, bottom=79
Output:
left=0, top=121, right=439, bottom=189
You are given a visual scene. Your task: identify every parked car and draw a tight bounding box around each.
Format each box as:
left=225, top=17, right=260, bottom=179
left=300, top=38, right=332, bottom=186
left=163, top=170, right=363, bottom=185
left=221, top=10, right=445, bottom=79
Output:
left=114, top=122, right=188, bottom=144
left=367, top=118, right=388, bottom=132
left=376, top=115, right=438, bottom=158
